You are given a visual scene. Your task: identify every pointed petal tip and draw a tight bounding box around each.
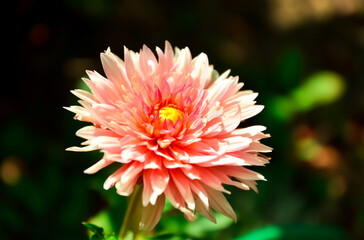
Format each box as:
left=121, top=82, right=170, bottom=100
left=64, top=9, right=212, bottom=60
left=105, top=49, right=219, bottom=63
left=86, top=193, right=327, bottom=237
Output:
left=84, top=159, right=112, bottom=174
left=123, top=45, right=129, bottom=54
left=187, top=202, right=195, bottom=211
left=165, top=40, right=172, bottom=48
left=258, top=173, right=266, bottom=181
left=150, top=193, right=158, bottom=205
left=83, top=168, right=94, bottom=174
left=103, top=182, right=111, bottom=190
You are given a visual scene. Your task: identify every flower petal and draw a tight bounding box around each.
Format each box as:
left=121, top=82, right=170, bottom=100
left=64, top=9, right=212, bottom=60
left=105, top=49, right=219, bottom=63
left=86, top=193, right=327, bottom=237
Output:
left=150, top=167, right=170, bottom=205
left=170, top=169, right=195, bottom=210
left=84, top=159, right=113, bottom=174
left=203, top=184, right=236, bottom=222
left=139, top=195, right=165, bottom=231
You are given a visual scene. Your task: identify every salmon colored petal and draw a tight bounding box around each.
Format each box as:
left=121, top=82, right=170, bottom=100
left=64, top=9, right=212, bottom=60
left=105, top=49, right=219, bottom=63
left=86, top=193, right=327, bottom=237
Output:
left=84, top=159, right=113, bottom=174
left=170, top=169, right=195, bottom=210
left=100, top=48, right=132, bottom=92
left=203, top=184, right=237, bottom=222
left=150, top=167, right=170, bottom=204
left=195, top=195, right=216, bottom=223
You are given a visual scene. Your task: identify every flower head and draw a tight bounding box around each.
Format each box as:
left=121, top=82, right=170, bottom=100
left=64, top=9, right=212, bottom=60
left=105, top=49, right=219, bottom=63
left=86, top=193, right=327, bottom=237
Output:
left=66, top=41, right=271, bottom=230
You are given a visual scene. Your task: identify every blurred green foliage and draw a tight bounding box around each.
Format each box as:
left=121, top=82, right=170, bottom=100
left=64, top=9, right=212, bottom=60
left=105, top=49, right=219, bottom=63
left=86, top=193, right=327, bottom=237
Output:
left=271, top=71, right=345, bottom=121
left=4, top=0, right=364, bottom=239
left=233, top=223, right=350, bottom=240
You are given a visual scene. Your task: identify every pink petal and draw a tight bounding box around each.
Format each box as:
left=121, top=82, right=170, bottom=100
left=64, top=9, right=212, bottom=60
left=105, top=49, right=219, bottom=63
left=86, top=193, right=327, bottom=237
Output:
left=142, top=170, right=153, bottom=206
left=115, top=177, right=139, bottom=196
left=100, top=48, right=132, bottom=92
left=181, top=166, right=201, bottom=180
left=190, top=180, right=209, bottom=210
left=103, top=164, right=126, bottom=190
left=223, top=91, right=258, bottom=108
left=139, top=45, right=158, bottom=79
left=245, top=142, right=273, bottom=153
left=170, top=169, right=195, bottom=210
left=201, top=117, right=223, bottom=137
left=240, top=105, right=264, bottom=121
left=203, top=184, right=236, bottom=222
left=156, top=41, right=174, bottom=74
left=85, top=71, right=121, bottom=103
left=103, top=162, right=143, bottom=192
left=191, top=53, right=210, bottom=88
left=228, top=152, right=270, bottom=166
left=157, top=136, right=175, bottom=149
left=193, top=166, right=229, bottom=193
left=169, top=145, right=190, bottom=162
left=121, top=145, right=149, bottom=162
left=218, top=165, right=266, bottom=181
left=64, top=106, right=95, bottom=122
left=186, top=149, right=218, bottom=164
left=224, top=136, right=253, bottom=152
left=222, top=105, right=241, bottom=133
left=164, top=181, right=196, bottom=222
left=162, top=158, right=191, bottom=169
left=150, top=167, right=170, bottom=204
left=84, top=159, right=113, bottom=174
left=195, top=196, right=216, bottom=223
left=144, top=153, right=162, bottom=169
left=71, top=89, right=98, bottom=105
left=197, top=155, right=246, bottom=167
left=229, top=125, right=267, bottom=137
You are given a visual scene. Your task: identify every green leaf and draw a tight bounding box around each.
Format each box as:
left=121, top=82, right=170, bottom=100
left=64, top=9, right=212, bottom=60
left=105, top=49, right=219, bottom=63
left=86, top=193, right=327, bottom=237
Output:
left=87, top=210, right=114, bottom=235
left=82, top=222, right=105, bottom=240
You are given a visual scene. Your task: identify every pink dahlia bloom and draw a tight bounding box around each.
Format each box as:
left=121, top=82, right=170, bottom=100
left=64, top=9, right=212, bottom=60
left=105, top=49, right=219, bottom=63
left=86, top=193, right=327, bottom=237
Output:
left=66, top=41, right=271, bottom=230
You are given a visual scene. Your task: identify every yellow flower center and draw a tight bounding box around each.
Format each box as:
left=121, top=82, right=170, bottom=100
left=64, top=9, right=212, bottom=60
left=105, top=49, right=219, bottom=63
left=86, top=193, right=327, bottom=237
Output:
left=158, top=106, right=184, bottom=125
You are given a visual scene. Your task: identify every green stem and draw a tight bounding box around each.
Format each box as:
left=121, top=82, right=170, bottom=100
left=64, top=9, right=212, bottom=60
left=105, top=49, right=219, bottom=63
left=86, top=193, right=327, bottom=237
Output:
left=119, top=184, right=143, bottom=239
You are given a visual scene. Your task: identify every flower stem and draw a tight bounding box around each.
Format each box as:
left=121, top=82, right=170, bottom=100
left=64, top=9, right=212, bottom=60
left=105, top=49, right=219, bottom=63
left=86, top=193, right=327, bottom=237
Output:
left=119, top=184, right=143, bottom=239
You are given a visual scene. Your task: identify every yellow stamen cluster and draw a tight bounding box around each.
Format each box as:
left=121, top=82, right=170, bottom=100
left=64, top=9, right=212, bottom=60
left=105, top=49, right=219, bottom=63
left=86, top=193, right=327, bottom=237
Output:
left=158, top=106, right=184, bottom=125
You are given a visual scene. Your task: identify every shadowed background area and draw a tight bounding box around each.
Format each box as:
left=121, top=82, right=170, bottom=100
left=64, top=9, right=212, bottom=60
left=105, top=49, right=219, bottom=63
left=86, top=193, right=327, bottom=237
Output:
left=2, top=0, right=364, bottom=239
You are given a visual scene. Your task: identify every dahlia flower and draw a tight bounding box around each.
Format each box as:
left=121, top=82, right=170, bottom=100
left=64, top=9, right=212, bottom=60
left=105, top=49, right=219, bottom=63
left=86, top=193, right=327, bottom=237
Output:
left=66, top=41, right=271, bottom=230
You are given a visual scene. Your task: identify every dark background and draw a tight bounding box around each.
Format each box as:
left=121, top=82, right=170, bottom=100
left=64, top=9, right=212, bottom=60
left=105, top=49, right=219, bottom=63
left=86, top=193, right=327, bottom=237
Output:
left=2, top=0, right=364, bottom=239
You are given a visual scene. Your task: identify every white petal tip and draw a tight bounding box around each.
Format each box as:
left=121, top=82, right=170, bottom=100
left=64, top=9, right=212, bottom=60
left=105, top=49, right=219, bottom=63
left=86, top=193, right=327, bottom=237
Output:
left=104, top=47, right=111, bottom=54
left=187, top=202, right=195, bottom=211
left=150, top=194, right=158, bottom=205
left=83, top=168, right=95, bottom=174
left=258, top=174, right=266, bottom=181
